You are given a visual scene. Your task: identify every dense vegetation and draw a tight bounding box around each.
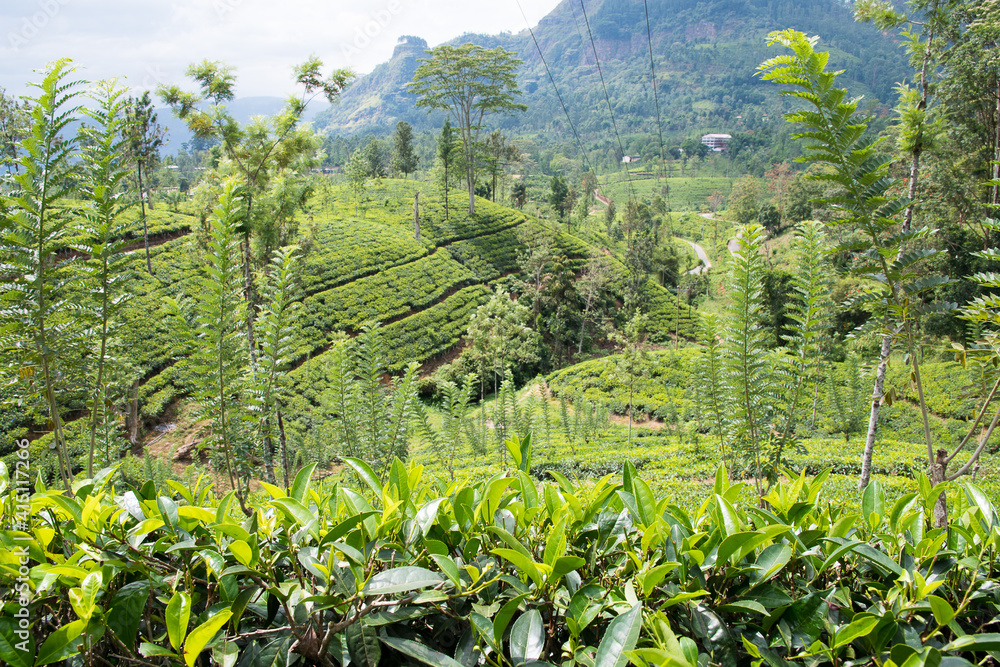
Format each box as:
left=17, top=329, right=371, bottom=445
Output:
left=4, top=0, right=1000, bottom=663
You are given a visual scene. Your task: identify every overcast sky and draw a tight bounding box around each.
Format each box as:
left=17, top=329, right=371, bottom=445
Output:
left=1, top=0, right=560, bottom=99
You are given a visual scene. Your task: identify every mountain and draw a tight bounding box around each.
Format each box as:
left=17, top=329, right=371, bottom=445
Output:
left=313, top=0, right=908, bottom=144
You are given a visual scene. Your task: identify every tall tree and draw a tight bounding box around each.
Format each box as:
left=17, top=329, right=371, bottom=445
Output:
left=159, top=57, right=352, bottom=358
left=124, top=91, right=164, bottom=273
left=0, top=59, right=83, bottom=490
left=78, top=80, right=137, bottom=477
left=759, top=29, right=961, bottom=524
left=409, top=43, right=526, bottom=215
left=391, top=120, right=419, bottom=178
left=549, top=175, right=568, bottom=219
left=163, top=180, right=251, bottom=512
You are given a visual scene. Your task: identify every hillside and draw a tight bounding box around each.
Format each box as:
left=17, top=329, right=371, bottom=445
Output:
left=314, top=0, right=909, bottom=151
left=1, top=181, right=698, bottom=477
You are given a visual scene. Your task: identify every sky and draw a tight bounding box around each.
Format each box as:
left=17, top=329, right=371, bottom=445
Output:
left=1, top=0, right=560, bottom=100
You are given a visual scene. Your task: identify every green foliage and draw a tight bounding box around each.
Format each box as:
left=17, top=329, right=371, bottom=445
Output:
left=162, top=180, right=249, bottom=504
left=723, top=224, right=784, bottom=490
left=4, top=457, right=1000, bottom=666
left=78, top=79, right=138, bottom=477
left=319, top=324, right=419, bottom=476
left=0, top=59, right=85, bottom=489
left=409, top=42, right=526, bottom=214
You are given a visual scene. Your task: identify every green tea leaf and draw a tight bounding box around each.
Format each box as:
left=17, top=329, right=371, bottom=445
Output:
left=380, top=636, right=465, bottom=667
left=34, top=619, right=85, bottom=666
left=363, top=566, right=444, bottom=596
left=594, top=604, right=641, bottom=667
left=183, top=610, right=232, bottom=667
left=166, top=591, right=191, bottom=650
left=510, top=609, right=544, bottom=664
left=833, top=614, right=878, bottom=648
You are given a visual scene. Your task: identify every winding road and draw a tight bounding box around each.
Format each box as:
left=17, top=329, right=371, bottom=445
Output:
left=683, top=239, right=711, bottom=274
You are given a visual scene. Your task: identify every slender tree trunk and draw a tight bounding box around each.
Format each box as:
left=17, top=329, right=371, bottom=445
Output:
left=278, top=408, right=290, bottom=490
left=263, top=415, right=277, bottom=485
left=127, top=380, right=139, bottom=446
left=860, top=26, right=931, bottom=489
left=578, top=303, right=591, bottom=356
left=414, top=192, right=420, bottom=240
left=860, top=333, right=893, bottom=490
left=467, top=161, right=475, bottom=215
left=991, top=82, right=1000, bottom=249
left=138, top=161, right=152, bottom=273
left=88, top=279, right=110, bottom=478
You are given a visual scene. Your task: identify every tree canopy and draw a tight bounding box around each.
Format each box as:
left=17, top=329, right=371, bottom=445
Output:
left=408, top=43, right=525, bottom=215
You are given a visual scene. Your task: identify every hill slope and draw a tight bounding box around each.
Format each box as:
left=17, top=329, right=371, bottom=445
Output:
left=1, top=181, right=697, bottom=478
left=314, top=0, right=908, bottom=144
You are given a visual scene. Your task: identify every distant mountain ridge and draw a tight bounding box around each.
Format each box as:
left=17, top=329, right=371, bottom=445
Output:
left=313, top=0, right=908, bottom=140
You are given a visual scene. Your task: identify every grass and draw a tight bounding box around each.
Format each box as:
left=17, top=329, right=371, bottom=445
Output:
left=599, top=175, right=733, bottom=211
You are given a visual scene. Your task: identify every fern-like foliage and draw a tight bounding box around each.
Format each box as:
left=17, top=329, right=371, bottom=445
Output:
left=722, top=224, right=780, bottom=492
left=163, top=179, right=249, bottom=505
left=698, top=312, right=729, bottom=468
left=77, top=80, right=137, bottom=477
left=758, top=30, right=954, bottom=323
left=773, top=222, right=834, bottom=456
left=247, top=245, right=301, bottom=484
left=320, top=323, right=419, bottom=477
left=0, top=60, right=85, bottom=489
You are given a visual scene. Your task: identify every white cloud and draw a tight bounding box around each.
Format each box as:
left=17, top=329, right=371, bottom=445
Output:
left=1, top=0, right=558, bottom=99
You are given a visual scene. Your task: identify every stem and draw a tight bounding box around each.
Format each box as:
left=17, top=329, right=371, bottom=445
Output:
left=860, top=332, right=894, bottom=490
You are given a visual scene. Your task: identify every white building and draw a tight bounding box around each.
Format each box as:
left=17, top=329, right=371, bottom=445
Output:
left=701, top=133, right=732, bottom=151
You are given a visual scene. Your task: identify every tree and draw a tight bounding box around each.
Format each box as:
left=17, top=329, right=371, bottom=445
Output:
left=623, top=202, right=656, bottom=310
left=159, top=57, right=352, bottom=357
left=345, top=148, right=369, bottom=216
left=577, top=252, right=613, bottom=354
left=391, top=120, right=419, bottom=178
left=0, top=60, right=83, bottom=490
left=437, top=119, right=459, bottom=220
left=124, top=91, right=164, bottom=274
left=78, top=80, right=137, bottom=477
left=361, top=136, right=387, bottom=179
left=729, top=175, right=764, bottom=226
left=248, top=247, right=301, bottom=486
left=582, top=170, right=598, bottom=208
left=466, top=290, right=539, bottom=397
left=759, top=29, right=963, bottom=525
left=409, top=43, right=526, bottom=215
left=722, top=225, right=780, bottom=496
left=163, top=180, right=250, bottom=512
left=611, top=313, right=650, bottom=446
left=605, top=199, right=617, bottom=236
left=0, top=88, right=30, bottom=175
left=511, top=180, right=527, bottom=208
left=480, top=130, right=520, bottom=202
left=549, top=175, right=568, bottom=219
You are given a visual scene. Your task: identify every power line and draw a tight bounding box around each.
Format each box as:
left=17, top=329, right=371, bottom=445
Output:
left=577, top=0, right=636, bottom=203
left=513, top=0, right=605, bottom=202
left=643, top=0, right=668, bottom=184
